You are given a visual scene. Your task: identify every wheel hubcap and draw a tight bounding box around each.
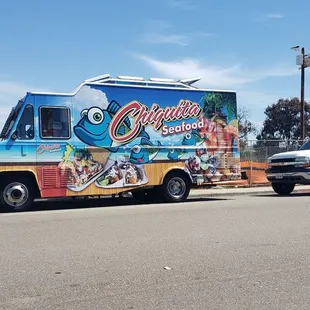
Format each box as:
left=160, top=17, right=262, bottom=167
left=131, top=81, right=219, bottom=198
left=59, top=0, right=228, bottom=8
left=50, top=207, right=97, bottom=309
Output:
left=3, top=182, right=29, bottom=207
left=167, top=177, right=186, bottom=198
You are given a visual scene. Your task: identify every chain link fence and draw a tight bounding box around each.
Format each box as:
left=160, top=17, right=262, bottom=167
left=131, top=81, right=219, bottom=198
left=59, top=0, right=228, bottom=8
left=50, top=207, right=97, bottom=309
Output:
left=240, top=139, right=304, bottom=163
left=239, top=139, right=305, bottom=186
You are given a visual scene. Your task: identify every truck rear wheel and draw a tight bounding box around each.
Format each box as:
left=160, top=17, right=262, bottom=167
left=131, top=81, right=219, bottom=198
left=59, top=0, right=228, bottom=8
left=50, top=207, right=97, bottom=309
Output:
left=272, top=183, right=295, bottom=196
left=161, top=172, right=190, bottom=203
left=1, top=178, right=35, bottom=212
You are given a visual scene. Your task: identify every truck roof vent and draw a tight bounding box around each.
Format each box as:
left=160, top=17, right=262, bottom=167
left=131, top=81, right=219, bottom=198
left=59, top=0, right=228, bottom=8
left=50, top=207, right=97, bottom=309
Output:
left=117, top=75, right=145, bottom=81
left=179, top=77, right=202, bottom=85
left=84, top=74, right=111, bottom=83
left=149, top=78, right=175, bottom=83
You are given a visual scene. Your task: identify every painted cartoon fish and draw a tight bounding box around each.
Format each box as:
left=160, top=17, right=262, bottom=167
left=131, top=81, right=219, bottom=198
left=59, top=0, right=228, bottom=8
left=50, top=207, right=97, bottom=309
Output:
left=167, top=148, right=185, bottom=160
left=129, top=138, right=162, bottom=164
left=182, top=129, right=206, bottom=147
left=74, top=100, right=149, bottom=152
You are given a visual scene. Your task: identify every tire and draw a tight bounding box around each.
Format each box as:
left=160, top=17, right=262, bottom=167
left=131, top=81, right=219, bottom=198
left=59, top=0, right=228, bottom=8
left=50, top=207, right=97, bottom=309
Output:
left=0, top=177, right=35, bottom=212
left=161, top=172, right=190, bottom=203
left=272, top=183, right=295, bottom=196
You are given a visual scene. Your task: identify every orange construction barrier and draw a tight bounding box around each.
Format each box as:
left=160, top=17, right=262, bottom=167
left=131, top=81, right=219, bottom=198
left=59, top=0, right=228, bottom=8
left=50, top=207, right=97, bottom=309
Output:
left=240, top=161, right=269, bottom=185
left=240, top=161, right=268, bottom=170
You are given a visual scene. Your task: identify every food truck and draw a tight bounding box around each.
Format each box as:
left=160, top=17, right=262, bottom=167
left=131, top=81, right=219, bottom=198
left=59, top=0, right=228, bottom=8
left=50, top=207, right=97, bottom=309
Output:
left=0, top=74, right=241, bottom=211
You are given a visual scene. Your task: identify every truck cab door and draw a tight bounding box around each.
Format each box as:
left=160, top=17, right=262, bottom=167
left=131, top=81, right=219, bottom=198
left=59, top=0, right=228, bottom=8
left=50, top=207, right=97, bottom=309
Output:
left=36, top=105, right=72, bottom=195
left=8, top=104, right=36, bottom=162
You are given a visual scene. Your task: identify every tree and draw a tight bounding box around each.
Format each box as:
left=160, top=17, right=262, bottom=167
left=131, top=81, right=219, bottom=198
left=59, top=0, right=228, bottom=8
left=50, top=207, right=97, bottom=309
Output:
left=253, top=98, right=310, bottom=161
left=238, top=107, right=257, bottom=142
left=257, top=97, right=310, bottom=141
left=237, top=107, right=257, bottom=161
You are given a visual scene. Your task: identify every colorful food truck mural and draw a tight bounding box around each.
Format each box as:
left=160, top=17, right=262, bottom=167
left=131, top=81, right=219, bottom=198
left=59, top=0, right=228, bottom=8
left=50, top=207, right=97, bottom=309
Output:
left=0, top=74, right=240, bottom=211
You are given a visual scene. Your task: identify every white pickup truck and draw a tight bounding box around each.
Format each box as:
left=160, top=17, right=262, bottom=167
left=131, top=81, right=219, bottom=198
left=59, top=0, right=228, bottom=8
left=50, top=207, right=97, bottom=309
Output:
left=266, top=140, right=310, bottom=195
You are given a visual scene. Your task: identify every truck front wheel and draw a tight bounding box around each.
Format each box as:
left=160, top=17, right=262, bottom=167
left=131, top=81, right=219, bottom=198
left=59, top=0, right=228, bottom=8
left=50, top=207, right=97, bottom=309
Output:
left=272, top=183, right=295, bottom=196
left=1, top=178, right=35, bottom=212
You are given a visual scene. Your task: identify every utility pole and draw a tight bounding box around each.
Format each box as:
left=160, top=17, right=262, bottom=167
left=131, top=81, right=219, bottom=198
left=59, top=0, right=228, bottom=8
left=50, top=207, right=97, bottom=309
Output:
left=300, top=47, right=305, bottom=141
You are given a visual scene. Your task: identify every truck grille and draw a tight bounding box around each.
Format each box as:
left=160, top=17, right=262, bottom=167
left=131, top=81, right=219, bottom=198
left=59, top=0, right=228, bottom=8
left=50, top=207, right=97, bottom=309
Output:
left=269, top=166, right=295, bottom=172
left=271, top=158, right=295, bottom=163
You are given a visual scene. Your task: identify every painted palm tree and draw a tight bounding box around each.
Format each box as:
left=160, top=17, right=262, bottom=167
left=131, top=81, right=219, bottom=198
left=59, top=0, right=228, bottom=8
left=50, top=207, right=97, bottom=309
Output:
left=200, top=92, right=237, bottom=124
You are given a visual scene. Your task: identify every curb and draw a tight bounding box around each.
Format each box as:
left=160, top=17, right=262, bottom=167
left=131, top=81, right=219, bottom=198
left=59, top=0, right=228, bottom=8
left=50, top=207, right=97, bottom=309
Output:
left=189, top=189, right=274, bottom=198
left=189, top=186, right=310, bottom=198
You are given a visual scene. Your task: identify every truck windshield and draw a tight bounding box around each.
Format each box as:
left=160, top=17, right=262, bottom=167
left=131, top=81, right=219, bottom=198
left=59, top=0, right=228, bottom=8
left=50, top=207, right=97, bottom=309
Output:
left=300, top=140, right=310, bottom=150
left=0, top=100, right=24, bottom=139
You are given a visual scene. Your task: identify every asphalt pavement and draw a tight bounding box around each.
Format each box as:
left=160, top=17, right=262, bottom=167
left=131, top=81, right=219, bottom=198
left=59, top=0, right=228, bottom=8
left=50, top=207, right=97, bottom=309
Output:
left=1, top=191, right=310, bottom=309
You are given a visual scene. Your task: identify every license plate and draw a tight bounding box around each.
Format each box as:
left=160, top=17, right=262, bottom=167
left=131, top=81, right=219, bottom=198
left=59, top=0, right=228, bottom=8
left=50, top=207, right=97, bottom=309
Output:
left=275, top=173, right=283, bottom=179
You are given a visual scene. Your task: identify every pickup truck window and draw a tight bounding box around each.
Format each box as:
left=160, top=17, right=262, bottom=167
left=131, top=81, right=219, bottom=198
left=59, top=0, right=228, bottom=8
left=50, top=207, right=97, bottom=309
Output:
left=40, top=107, right=71, bottom=139
left=300, top=140, right=310, bottom=150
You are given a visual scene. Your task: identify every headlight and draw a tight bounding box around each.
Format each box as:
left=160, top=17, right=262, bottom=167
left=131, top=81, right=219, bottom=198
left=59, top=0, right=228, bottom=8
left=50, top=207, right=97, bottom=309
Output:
left=295, top=156, right=310, bottom=167
left=295, top=156, right=310, bottom=163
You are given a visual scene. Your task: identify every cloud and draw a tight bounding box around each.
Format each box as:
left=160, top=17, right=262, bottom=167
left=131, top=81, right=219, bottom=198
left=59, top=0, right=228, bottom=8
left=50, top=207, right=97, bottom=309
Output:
left=237, top=90, right=277, bottom=108
left=137, top=55, right=251, bottom=88
left=74, top=85, right=109, bottom=111
left=137, top=55, right=298, bottom=140
left=254, top=13, right=285, bottom=22
left=166, top=0, right=196, bottom=10
left=142, top=33, right=189, bottom=46
left=141, top=16, right=215, bottom=47
left=266, top=13, right=284, bottom=19
left=145, top=19, right=172, bottom=29
left=196, top=32, right=216, bottom=38
left=0, top=81, right=48, bottom=129
left=0, top=82, right=111, bottom=132
left=234, top=90, right=280, bottom=139
left=137, top=55, right=298, bottom=89
left=0, top=81, right=47, bottom=98
left=141, top=32, right=216, bottom=46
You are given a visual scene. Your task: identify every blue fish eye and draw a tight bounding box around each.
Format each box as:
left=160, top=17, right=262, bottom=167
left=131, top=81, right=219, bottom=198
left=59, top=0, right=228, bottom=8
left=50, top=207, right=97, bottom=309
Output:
left=88, top=107, right=104, bottom=125
left=169, top=149, right=174, bottom=153
left=132, top=145, right=141, bottom=154
left=185, top=133, right=191, bottom=140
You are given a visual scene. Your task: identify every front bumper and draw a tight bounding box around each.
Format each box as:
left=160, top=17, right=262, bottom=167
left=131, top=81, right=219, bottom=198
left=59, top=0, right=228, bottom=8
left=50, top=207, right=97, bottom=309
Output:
left=266, top=168, right=310, bottom=184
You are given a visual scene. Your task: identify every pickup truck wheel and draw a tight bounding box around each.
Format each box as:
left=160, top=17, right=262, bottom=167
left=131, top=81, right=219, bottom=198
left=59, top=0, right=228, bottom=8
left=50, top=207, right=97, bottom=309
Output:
left=1, top=178, right=34, bottom=212
left=272, top=183, right=295, bottom=195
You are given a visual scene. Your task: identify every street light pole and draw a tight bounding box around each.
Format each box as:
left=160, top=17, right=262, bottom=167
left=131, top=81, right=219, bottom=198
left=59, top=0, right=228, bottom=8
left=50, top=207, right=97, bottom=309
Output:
left=300, top=47, right=305, bottom=141
left=292, top=45, right=308, bottom=142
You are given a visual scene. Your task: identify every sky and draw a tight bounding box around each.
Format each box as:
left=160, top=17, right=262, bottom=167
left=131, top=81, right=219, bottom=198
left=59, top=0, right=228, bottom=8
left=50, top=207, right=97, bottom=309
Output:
left=0, top=0, right=309, bottom=140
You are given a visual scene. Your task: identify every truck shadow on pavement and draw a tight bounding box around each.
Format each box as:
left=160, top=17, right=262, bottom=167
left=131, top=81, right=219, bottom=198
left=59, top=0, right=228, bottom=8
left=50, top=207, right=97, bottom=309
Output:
left=1, top=196, right=230, bottom=213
